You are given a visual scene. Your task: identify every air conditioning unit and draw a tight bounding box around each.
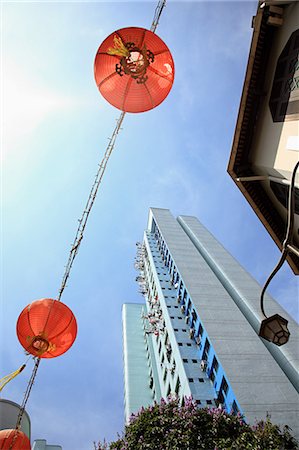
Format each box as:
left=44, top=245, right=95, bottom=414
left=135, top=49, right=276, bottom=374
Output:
left=176, top=296, right=181, bottom=304
left=185, top=315, right=190, bottom=324
left=195, top=336, right=201, bottom=346
left=180, top=305, right=185, bottom=314
left=200, top=360, right=207, bottom=371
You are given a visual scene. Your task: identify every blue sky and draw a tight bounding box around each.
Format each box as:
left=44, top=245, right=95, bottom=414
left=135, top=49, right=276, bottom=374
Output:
left=1, top=1, right=298, bottom=449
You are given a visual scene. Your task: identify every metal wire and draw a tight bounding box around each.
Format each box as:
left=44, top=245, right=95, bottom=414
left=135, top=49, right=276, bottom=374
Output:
left=9, top=358, right=40, bottom=450
left=151, top=0, right=167, bottom=33
left=260, top=161, right=299, bottom=318
left=57, top=112, right=125, bottom=301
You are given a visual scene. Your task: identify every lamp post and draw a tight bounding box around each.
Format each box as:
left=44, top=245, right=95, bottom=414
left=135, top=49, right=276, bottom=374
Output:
left=259, top=161, right=299, bottom=346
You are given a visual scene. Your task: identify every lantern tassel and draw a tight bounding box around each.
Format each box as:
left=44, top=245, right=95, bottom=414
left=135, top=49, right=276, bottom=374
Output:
left=107, top=35, right=130, bottom=57
left=0, top=364, right=26, bottom=393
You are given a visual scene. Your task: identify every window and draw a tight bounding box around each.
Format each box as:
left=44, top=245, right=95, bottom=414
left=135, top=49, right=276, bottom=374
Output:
left=202, top=338, right=210, bottom=360
left=269, top=29, right=299, bottom=122
left=187, top=343, right=191, bottom=347
left=175, top=377, right=181, bottom=395
left=195, top=400, right=201, bottom=405
left=220, top=377, right=229, bottom=396
left=158, top=342, right=162, bottom=354
left=192, top=310, right=197, bottom=322
left=183, top=358, right=188, bottom=363
left=186, top=298, right=191, bottom=311
left=172, top=360, right=176, bottom=374
left=217, top=391, right=225, bottom=406
left=198, top=324, right=203, bottom=336
left=163, top=369, right=167, bottom=382
left=206, top=400, right=213, bottom=405
left=198, top=378, right=204, bottom=383
left=149, top=377, right=154, bottom=389
left=231, top=400, right=239, bottom=416
left=211, top=356, right=219, bottom=373
left=182, top=329, right=187, bottom=332
left=165, top=332, right=169, bottom=346
left=188, top=378, right=194, bottom=383
left=167, top=384, right=171, bottom=396
left=178, top=343, right=183, bottom=346
left=192, top=359, right=198, bottom=363
left=174, top=328, right=178, bottom=332
left=203, top=338, right=210, bottom=353
left=166, top=344, right=172, bottom=362
left=270, top=181, right=299, bottom=214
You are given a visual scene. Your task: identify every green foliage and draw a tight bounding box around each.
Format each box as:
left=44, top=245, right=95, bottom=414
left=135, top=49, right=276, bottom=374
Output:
left=95, top=397, right=298, bottom=450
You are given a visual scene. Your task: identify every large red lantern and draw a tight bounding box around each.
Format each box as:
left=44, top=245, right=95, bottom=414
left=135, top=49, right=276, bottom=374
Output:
left=94, top=27, right=174, bottom=113
left=0, top=429, right=31, bottom=450
left=16, top=299, right=77, bottom=358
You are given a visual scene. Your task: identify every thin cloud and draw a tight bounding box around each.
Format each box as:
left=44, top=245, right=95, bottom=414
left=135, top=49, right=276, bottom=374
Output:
left=2, top=60, right=78, bottom=156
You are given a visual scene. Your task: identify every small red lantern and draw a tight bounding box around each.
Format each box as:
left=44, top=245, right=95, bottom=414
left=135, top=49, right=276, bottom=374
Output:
left=17, top=299, right=77, bottom=358
left=0, top=429, right=31, bottom=450
left=94, top=27, right=174, bottom=113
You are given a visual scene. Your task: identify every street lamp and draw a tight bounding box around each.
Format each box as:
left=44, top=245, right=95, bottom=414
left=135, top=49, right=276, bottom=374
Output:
left=259, top=314, right=290, bottom=346
left=259, top=161, right=299, bottom=346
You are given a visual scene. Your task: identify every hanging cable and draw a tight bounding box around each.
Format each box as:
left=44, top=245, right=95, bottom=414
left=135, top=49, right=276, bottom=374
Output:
left=57, top=111, right=125, bottom=301
left=8, top=358, right=40, bottom=450
left=260, top=161, right=299, bottom=318
left=15, top=359, right=40, bottom=430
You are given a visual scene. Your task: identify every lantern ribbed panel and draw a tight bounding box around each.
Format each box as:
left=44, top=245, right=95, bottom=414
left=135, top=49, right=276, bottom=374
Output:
left=0, top=429, right=31, bottom=450
left=16, top=299, right=77, bottom=358
left=94, top=27, right=174, bottom=113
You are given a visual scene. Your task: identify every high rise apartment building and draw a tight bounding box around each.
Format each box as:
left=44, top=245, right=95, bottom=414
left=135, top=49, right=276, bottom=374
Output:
left=122, top=208, right=299, bottom=437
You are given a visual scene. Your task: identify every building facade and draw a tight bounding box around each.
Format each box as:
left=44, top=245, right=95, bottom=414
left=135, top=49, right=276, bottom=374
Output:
left=123, top=208, right=299, bottom=437
left=228, top=0, right=299, bottom=273
left=32, top=440, right=62, bottom=450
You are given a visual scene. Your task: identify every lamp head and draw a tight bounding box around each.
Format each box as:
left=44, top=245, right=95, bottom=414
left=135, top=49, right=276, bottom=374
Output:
left=259, top=314, right=290, bottom=346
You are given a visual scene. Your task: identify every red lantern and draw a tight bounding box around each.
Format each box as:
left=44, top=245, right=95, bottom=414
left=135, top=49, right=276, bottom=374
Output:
left=0, top=429, right=31, bottom=450
left=16, top=299, right=77, bottom=358
left=94, top=27, right=174, bottom=113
